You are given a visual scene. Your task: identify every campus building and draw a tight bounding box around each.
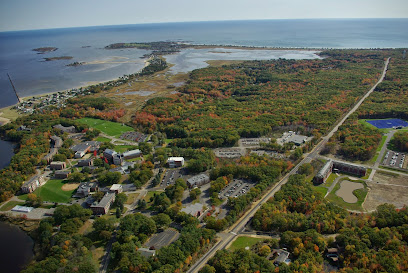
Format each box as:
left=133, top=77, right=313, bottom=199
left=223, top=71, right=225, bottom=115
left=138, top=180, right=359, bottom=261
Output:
left=21, top=175, right=45, bottom=193
left=90, top=192, right=116, bottom=215
left=53, top=124, right=76, bottom=133
left=314, top=160, right=367, bottom=184
left=187, top=173, right=210, bottom=188
left=167, top=157, right=185, bottom=168
left=50, top=161, right=66, bottom=170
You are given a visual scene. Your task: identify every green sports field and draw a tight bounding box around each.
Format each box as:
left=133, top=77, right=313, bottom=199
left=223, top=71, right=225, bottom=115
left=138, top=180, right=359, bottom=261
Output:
left=77, top=118, right=134, bottom=137
left=18, top=179, right=74, bottom=203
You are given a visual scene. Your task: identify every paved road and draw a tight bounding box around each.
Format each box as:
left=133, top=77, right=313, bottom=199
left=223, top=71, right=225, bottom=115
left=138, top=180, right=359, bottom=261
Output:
left=187, top=57, right=391, bottom=273
left=368, top=130, right=396, bottom=180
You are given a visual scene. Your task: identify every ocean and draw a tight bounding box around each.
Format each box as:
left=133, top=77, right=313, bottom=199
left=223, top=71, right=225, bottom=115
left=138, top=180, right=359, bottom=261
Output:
left=0, top=18, right=407, bottom=108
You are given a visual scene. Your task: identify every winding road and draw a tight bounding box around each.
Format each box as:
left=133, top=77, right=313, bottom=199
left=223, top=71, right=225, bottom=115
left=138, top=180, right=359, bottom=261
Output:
left=187, top=57, right=391, bottom=273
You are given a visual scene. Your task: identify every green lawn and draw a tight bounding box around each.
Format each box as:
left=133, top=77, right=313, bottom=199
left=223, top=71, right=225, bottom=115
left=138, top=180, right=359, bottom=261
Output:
left=77, top=118, right=134, bottom=137
left=114, top=145, right=138, bottom=153
left=327, top=178, right=368, bottom=211
left=369, top=135, right=387, bottom=164
left=324, top=173, right=338, bottom=188
left=228, top=236, right=264, bottom=251
left=0, top=200, right=25, bottom=211
left=18, top=179, right=74, bottom=203
left=96, top=136, right=112, bottom=143
left=313, top=186, right=328, bottom=197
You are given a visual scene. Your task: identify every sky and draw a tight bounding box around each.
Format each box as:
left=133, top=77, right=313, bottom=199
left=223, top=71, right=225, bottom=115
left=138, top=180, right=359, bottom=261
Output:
left=0, top=0, right=407, bottom=32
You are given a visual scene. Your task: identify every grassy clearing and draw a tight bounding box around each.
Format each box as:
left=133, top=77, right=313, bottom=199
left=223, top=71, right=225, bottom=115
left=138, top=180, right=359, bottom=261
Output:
left=324, top=173, right=338, bottom=188
left=78, top=220, right=93, bottom=235
left=327, top=179, right=368, bottom=211
left=125, top=193, right=140, bottom=205
left=369, top=135, right=387, bottom=164
left=361, top=168, right=372, bottom=180
left=313, top=186, right=328, bottom=197
left=91, top=247, right=105, bottom=266
left=18, top=179, right=74, bottom=203
left=0, top=200, right=25, bottom=211
left=96, top=136, right=112, bottom=143
left=77, top=118, right=134, bottom=137
left=114, top=145, right=137, bottom=153
left=228, top=236, right=264, bottom=251
left=144, top=191, right=161, bottom=203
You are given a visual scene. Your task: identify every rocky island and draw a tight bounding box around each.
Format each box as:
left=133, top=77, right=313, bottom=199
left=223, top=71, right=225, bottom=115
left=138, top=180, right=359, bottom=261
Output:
left=32, top=47, right=58, bottom=53
left=43, top=56, right=73, bottom=61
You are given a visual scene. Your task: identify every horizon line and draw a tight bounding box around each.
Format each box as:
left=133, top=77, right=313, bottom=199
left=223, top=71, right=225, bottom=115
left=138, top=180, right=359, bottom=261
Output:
left=1, top=17, right=407, bottom=33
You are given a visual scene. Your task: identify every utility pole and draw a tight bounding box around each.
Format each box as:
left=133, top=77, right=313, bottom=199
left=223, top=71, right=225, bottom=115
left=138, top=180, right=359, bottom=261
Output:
left=7, top=73, right=22, bottom=103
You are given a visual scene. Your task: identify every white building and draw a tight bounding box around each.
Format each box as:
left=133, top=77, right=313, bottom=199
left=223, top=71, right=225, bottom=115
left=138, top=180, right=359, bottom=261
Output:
left=167, top=157, right=185, bottom=168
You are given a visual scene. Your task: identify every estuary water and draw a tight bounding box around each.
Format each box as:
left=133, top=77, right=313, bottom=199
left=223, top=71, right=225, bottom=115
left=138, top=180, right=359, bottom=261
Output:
left=1, top=18, right=407, bottom=108
left=0, top=221, right=34, bottom=273
left=0, top=139, right=15, bottom=170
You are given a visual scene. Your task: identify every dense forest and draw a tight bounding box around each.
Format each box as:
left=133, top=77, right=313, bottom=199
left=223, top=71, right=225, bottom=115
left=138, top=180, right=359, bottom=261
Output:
left=202, top=175, right=408, bottom=273
left=390, top=131, right=408, bottom=152
left=324, top=50, right=408, bottom=161
left=359, top=55, right=408, bottom=120
left=133, top=50, right=388, bottom=147
left=251, top=174, right=347, bottom=233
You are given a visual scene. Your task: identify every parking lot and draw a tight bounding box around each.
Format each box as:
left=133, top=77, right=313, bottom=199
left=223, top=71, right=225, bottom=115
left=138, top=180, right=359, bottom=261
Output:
left=214, top=148, right=245, bottom=158
left=219, top=179, right=255, bottom=199
left=383, top=151, right=406, bottom=169
left=161, top=169, right=183, bottom=187
left=144, top=228, right=180, bottom=250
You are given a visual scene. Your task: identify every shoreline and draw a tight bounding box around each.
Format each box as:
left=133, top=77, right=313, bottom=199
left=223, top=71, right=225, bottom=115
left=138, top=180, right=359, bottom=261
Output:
left=0, top=58, right=152, bottom=116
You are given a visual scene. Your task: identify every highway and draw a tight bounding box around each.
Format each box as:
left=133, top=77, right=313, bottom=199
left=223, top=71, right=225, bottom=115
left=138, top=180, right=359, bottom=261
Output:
left=187, top=57, right=390, bottom=273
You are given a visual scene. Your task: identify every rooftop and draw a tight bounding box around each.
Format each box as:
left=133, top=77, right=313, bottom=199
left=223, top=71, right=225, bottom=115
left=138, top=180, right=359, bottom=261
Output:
left=92, top=192, right=115, bottom=208
left=168, top=157, right=184, bottom=161
left=110, top=184, right=122, bottom=191
left=187, top=173, right=209, bottom=183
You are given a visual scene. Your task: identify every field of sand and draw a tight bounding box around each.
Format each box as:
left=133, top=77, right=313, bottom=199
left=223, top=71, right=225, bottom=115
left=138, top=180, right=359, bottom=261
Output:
left=61, top=183, right=79, bottom=191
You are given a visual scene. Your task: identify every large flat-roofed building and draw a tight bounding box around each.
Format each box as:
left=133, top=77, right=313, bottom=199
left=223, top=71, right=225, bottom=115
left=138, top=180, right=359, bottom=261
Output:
left=50, top=161, right=66, bottom=170
left=123, top=149, right=142, bottom=160
left=78, top=158, right=93, bottom=167
left=167, top=157, right=185, bottom=168
left=90, top=192, right=116, bottom=215
left=104, top=149, right=117, bottom=161
left=53, top=124, right=76, bottom=133
left=187, top=174, right=210, bottom=188
left=21, top=175, right=45, bottom=193
left=74, top=182, right=98, bottom=198
left=43, top=148, right=58, bottom=164
left=314, top=160, right=367, bottom=184
left=55, top=170, right=71, bottom=179
left=50, top=135, right=63, bottom=148
left=71, top=143, right=92, bottom=158
left=110, top=184, right=123, bottom=194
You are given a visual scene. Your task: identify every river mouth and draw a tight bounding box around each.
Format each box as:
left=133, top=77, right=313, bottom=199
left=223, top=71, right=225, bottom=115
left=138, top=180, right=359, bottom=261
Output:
left=0, top=221, right=34, bottom=273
